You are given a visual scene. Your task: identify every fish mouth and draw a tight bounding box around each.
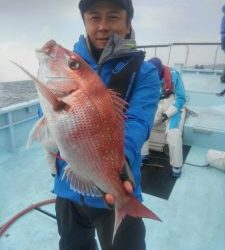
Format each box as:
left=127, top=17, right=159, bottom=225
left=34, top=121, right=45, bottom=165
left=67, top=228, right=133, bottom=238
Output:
left=35, top=41, right=59, bottom=61
left=35, top=49, right=56, bottom=61
left=36, top=40, right=57, bottom=55
left=35, top=49, right=51, bottom=64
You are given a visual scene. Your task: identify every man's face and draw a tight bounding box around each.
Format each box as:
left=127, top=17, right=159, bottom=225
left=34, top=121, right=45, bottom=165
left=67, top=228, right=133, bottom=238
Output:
left=83, top=2, right=131, bottom=49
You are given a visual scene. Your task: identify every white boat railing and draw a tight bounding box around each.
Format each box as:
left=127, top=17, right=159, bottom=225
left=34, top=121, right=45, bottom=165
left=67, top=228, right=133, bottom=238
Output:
left=137, top=42, right=222, bottom=71
left=0, top=42, right=224, bottom=153
left=0, top=99, right=39, bottom=153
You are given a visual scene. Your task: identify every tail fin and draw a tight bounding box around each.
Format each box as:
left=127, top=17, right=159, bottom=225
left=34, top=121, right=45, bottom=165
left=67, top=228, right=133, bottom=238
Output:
left=127, top=196, right=161, bottom=221
left=113, top=196, right=161, bottom=242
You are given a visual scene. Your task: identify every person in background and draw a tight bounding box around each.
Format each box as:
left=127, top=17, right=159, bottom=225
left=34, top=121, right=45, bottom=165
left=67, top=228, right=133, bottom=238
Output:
left=43, top=1, right=160, bottom=250
left=142, top=57, right=186, bottom=178
left=220, top=4, right=225, bottom=83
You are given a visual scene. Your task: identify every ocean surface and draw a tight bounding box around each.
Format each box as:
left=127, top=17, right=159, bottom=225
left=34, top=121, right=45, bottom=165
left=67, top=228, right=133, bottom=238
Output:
left=0, top=80, right=38, bottom=108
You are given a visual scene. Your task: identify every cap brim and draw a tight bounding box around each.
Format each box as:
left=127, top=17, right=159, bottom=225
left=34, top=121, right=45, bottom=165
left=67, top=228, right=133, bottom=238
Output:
left=79, top=0, right=126, bottom=13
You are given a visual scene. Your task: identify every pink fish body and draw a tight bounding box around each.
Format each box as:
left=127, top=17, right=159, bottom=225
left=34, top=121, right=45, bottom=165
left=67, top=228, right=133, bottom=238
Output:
left=12, top=40, right=160, bottom=240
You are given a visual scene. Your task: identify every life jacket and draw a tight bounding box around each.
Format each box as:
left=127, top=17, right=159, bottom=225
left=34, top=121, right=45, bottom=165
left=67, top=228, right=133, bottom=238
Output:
left=108, top=51, right=145, bottom=102
left=163, top=65, right=173, bottom=97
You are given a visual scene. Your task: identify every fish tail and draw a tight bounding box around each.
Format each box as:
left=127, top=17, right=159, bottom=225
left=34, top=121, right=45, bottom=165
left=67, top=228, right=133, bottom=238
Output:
left=113, top=196, right=161, bottom=242
left=126, top=196, right=161, bottom=221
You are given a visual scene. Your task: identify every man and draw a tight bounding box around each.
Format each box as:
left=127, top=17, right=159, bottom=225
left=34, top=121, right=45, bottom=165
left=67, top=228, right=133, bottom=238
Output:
left=220, top=4, right=225, bottom=83
left=53, top=1, right=160, bottom=250
left=142, top=57, right=186, bottom=178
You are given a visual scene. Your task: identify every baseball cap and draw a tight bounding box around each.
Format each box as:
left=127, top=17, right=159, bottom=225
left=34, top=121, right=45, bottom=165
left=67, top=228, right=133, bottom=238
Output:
left=78, top=0, right=134, bottom=19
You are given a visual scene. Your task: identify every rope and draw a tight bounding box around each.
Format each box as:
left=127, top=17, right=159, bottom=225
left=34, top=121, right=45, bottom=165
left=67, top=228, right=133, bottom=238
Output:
left=0, top=198, right=56, bottom=237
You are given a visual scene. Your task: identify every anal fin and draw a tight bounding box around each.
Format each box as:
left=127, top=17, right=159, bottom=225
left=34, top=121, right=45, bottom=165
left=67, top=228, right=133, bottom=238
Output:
left=63, top=166, right=103, bottom=197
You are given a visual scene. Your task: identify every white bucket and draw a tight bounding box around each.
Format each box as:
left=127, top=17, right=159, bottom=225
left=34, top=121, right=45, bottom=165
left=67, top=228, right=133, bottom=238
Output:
left=206, top=149, right=225, bottom=171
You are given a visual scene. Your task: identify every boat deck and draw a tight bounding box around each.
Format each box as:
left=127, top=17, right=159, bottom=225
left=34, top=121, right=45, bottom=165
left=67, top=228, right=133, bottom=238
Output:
left=0, top=71, right=225, bottom=250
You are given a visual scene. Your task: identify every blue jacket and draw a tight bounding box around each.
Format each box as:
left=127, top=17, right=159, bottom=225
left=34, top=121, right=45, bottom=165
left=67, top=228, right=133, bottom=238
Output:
left=168, top=69, right=185, bottom=111
left=160, top=68, right=186, bottom=129
left=221, top=4, right=225, bottom=51
left=52, top=35, right=160, bottom=208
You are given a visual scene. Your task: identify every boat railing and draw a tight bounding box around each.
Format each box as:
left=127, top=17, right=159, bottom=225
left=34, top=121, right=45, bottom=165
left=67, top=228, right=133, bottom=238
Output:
left=0, top=42, right=223, bottom=154
left=0, top=99, right=39, bottom=153
left=137, top=42, right=222, bottom=72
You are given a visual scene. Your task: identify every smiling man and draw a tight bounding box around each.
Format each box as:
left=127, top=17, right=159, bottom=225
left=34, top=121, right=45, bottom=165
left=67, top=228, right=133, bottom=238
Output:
left=82, top=1, right=131, bottom=48
left=53, top=1, right=160, bottom=249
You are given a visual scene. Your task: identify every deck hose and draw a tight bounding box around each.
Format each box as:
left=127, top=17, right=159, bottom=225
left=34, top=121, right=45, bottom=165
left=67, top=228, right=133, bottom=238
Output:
left=0, top=199, right=56, bottom=237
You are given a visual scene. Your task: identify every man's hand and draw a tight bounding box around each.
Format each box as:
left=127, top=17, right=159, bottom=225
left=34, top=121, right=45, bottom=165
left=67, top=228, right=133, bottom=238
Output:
left=154, top=113, right=168, bottom=125
left=161, top=113, right=168, bottom=123
left=105, top=181, right=133, bottom=205
left=104, top=160, right=134, bottom=206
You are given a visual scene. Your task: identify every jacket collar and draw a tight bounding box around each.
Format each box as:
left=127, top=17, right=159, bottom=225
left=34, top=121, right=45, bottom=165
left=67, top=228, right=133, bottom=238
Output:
left=74, top=27, right=139, bottom=66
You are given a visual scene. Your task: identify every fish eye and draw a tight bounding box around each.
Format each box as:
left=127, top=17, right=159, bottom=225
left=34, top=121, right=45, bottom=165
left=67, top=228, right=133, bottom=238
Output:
left=68, top=59, right=80, bottom=70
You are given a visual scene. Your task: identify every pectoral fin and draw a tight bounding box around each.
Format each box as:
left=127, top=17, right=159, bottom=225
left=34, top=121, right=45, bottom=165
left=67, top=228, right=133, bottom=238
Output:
left=27, top=116, right=48, bottom=148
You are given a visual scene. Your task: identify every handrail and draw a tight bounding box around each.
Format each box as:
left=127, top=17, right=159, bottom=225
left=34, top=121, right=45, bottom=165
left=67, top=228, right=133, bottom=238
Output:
left=137, top=42, right=221, bottom=48
left=0, top=99, right=39, bottom=152
left=137, top=44, right=171, bottom=49
left=137, top=42, right=222, bottom=71
left=171, top=42, right=221, bottom=46
left=0, top=99, right=39, bottom=115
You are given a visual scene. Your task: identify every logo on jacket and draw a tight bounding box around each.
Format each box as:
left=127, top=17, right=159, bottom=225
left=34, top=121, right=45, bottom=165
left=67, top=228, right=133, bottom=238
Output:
left=112, top=61, right=130, bottom=74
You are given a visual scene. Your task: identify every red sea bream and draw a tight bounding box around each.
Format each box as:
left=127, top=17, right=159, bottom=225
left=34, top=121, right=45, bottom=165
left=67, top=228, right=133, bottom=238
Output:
left=12, top=40, right=160, bottom=240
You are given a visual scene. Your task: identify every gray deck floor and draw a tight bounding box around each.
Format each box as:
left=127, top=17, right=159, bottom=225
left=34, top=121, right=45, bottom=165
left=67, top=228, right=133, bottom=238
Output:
left=1, top=145, right=225, bottom=250
left=1, top=71, right=225, bottom=249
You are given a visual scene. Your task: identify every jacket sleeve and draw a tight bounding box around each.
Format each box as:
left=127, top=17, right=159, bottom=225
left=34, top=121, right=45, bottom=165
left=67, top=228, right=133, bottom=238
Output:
left=221, top=7, right=225, bottom=50
left=124, top=62, right=160, bottom=167
left=172, top=70, right=186, bottom=110
left=164, top=70, right=186, bottom=118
